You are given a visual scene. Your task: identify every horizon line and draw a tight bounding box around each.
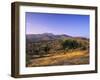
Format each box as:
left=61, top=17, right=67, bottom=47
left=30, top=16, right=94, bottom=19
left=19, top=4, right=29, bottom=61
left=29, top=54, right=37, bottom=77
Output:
left=26, top=32, right=89, bottom=38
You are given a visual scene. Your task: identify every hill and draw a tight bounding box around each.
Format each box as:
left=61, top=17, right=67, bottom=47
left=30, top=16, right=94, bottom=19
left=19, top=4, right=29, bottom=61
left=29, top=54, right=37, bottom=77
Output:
left=26, top=33, right=88, bottom=42
left=26, top=33, right=89, bottom=67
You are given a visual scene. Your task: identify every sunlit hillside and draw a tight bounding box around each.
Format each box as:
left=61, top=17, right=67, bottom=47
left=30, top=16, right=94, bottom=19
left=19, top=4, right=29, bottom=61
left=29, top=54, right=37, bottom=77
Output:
left=26, top=33, right=89, bottom=67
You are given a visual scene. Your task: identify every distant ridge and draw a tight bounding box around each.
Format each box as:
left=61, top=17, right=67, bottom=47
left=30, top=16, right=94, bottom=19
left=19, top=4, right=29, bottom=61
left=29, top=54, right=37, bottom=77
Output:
left=26, top=33, right=88, bottom=42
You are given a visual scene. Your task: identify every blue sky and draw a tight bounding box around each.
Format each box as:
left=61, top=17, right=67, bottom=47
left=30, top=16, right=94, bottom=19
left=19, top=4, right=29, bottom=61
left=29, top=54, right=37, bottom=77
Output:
left=26, top=12, right=90, bottom=38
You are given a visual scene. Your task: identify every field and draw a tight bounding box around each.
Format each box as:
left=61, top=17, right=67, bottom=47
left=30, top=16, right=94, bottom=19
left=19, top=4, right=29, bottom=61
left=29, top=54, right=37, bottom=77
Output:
left=27, top=50, right=89, bottom=67
left=26, top=33, right=89, bottom=67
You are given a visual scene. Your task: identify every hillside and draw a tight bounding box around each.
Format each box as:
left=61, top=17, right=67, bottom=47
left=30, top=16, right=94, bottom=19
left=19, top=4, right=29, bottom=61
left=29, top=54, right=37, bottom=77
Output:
left=26, top=33, right=72, bottom=42
left=26, top=33, right=89, bottom=67
left=27, top=50, right=89, bottom=67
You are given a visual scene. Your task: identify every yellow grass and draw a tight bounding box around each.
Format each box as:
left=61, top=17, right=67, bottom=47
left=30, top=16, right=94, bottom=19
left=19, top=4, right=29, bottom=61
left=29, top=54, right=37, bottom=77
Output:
left=27, top=50, right=89, bottom=67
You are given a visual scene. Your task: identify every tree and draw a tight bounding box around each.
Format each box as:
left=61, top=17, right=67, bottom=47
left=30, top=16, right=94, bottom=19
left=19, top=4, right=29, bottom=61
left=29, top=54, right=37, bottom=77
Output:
left=44, top=45, right=50, bottom=54
left=62, top=39, right=79, bottom=52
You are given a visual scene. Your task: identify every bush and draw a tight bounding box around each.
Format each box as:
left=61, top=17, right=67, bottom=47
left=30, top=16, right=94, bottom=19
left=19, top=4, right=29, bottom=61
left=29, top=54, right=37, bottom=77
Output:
left=62, top=39, right=80, bottom=50
left=61, top=39, right=89, bottom=51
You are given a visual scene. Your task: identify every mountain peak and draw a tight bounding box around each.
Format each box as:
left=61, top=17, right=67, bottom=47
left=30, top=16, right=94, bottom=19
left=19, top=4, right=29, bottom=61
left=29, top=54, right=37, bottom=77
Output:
left=42, top=33, right=54, bottom=36
left=26, top=33, right=72, bottom=42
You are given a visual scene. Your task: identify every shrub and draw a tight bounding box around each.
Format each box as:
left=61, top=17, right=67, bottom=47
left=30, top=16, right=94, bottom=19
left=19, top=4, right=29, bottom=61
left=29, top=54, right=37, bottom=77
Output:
left=62, top=39, right=79, bottom=50
left=61, top=39, right=89, bottom=51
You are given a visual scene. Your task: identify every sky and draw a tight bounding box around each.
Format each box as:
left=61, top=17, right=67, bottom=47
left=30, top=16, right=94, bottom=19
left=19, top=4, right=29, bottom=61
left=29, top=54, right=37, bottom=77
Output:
left=26, top=12, right=90, bottom=38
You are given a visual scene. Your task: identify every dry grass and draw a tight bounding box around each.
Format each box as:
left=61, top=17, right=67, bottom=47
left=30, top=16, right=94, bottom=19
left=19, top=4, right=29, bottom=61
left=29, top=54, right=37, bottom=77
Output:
left=27, top=50, right=89, bottom=67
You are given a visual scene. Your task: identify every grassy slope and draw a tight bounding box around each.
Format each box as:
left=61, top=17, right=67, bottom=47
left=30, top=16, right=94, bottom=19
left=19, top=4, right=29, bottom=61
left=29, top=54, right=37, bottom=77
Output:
left=27, top=50, right=89, bottom=67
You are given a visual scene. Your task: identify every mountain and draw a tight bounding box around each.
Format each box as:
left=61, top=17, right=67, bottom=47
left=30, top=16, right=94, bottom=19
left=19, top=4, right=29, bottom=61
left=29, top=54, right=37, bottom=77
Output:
left=26, top=33, right=88, bottom=42
left=26, top=33, right=72, bottom=42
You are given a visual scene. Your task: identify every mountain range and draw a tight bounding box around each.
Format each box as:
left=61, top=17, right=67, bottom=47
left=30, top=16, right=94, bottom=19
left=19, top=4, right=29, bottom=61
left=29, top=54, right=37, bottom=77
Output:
left=26, top=33, right=88, bottom=42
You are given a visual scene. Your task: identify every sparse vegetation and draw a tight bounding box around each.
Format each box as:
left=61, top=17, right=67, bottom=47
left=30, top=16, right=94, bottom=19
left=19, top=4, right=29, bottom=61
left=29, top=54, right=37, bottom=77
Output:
left=26, top=33, right=89, bottom=67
